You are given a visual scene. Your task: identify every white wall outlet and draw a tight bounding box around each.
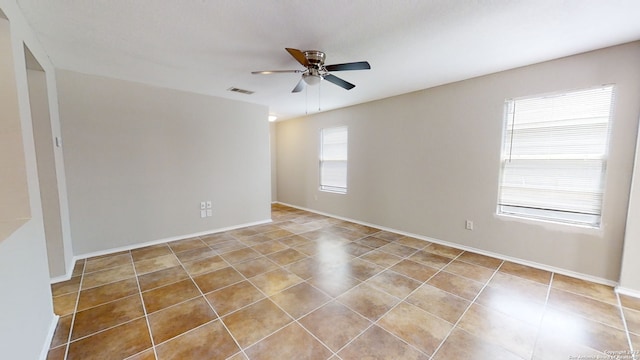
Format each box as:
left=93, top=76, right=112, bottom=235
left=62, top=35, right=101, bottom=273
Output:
left=206, top=209, right=212, bottom=217
left=200, top=210, right=207, bottom=218
left=206, top=201, right=212, bottom=209
left=465, top=220, right=474, bottom=231
left=200, top=202, right=206, bottom=210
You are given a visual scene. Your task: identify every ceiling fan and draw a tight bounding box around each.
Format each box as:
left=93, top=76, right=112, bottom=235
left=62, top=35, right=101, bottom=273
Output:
left=252, top=48, right=371, bottom=93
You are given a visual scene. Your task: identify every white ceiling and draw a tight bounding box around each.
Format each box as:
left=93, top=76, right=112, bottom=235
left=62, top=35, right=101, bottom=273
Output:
left=15, top=0, right=640, bottom=120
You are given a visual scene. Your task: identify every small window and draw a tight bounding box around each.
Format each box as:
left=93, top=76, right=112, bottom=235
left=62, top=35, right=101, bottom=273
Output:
left=497, top=85, right=614, bottom=227
left=320, top=126, right=348, bottom=194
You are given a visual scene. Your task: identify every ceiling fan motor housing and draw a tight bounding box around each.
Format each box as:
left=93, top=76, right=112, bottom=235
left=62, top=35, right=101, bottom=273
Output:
left=304, top=50, right=326, bottom=68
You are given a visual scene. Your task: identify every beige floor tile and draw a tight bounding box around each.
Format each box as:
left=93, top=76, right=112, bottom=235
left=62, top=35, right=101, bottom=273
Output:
left=444, top=260, right=495, bottom=283
left=82, top=263, right=136, bottom=289
left=182, top=255, right=227, bottom=276
left=155, top=320, right=239, bottom=360
left=395, top=236, right=430, bottom=249
left=167, top=237, right=206, bottom=253
left=540, top=307, right=630, bottom=352
left=270, top=282, right=331, bottom=318
left=193, top=267, right=244, bottom=294
left=174, top=247, right=217, bottom=263
left=131, top=244, right=172, bottom=262
left=77, top=278, right=139, bottom=311
left=308, top=270, right=361, bottom=298
left=141, top=279, right=201, bottom=314
left=366, top=270, right=421, bottom=299
left=378, top=302, right=452, bottom=355
left=620, top=294, right=640, bottom=312
left=408, top=251, right=452, bottom=269
left=222, top=298, right=292, bottom=348
left=221, top=248, right=262, bottom=264
left=427, top=270, right=484, bottom=301
left=433, top=328, right=523, bottom=360
left=551, top=273, right=617, bottom=305
left=50, top=315, right=72, bottom=348
left=53, top=292, right=77, bottom=316
left=406, top=284, right=470, bottom=324
left=458, top=304, right=538, bottom=359
left=475, top=285, right=545, bottom=326
left=245, top=322, right=332, bottom=360
left=137, top=266, right=189, bottom=292
left=205, top=280, right=265, bottom=316
left=148, top=297, right=216, bottom=344
left=266, top=248, right=307, bottom=266
left=457, top=251, right=503, bottom=270
left=337, top=283, right=399, bottom=321
left=299, top=301, right=370, bottom=351
left=532, top=332, right=605, bottom=360
left=47, top=346, right=66, bottom=360
left=355, top=236, right=391, bottom=249
left=547, top=288, right=625, bottom=330
left=251, top=240, right=288, bottom=255
left=133, top=255, right=180, bottom=276
left=251, top=268, right=303, bottom=296
left=423, top=243, right=463, bottom=259
left=360, top=249, right=403, bottom=268
left=390, top=259, right=438, bottom=282
left=233, top=257, right=279, bottom=278
left=85, top=253, right=133, bottom=273
left=338, top=325, right=429, bottom=360
left=71, top=295, right=144, bottom=340
left=499, top=261, right=551, bottom=285
left=488, top=272, right=549, bottom=304
left=67, top=318, right=152, bottom=360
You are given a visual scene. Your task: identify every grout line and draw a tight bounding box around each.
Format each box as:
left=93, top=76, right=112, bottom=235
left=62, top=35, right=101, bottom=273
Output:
left=528, top=271, right=554, bottom=360
left=129, top=251, right=159, bottom=360
left=62, top=258, right=86, bottom=360
left=615, top=291, right=637, bottom=357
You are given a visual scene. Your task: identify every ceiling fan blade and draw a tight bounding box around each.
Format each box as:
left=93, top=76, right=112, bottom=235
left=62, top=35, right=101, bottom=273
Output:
left=292, top=78, right=305, bottom=93
left=285, top=48, right=309, bottom=67
left=325, top=61, right=371, bottom=72
left=251, top=70, right=302, bottom=75
left=323, top=74, right=356, bottom=90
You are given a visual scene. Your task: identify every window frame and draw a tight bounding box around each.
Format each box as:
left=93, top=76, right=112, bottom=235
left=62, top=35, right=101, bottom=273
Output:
left=319, top=125, right=348, bottom=194
left=496, top=85, right=615, bottom=228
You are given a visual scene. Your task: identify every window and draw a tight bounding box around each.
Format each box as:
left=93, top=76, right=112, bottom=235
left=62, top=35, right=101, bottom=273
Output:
left=320, top=126, right=348, bottom=194
left=497, top=85, right=614, bottom=227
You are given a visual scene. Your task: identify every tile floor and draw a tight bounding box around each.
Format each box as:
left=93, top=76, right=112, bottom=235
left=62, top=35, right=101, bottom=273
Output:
left=48, top=204, right=640, bottom=360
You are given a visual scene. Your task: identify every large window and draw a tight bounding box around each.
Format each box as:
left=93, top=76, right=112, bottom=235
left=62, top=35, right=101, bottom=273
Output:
left=497, top=85, right=614, bottom=227
left=320, top=126, right=348, bottom=194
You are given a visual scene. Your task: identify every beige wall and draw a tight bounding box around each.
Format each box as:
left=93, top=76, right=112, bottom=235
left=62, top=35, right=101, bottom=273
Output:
left=56, top=70, right=272, bottom=255
left=276, top=42, right=640, bottom=283
left=0, top=2, right=60, bottom=358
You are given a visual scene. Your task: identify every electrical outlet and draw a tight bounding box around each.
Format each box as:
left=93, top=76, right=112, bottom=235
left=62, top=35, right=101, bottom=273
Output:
left=206, top=209, right=212, bottom=217
left=465, top=220, right=474, bottom=231
left=206, top=201, right=212, bottom=209
left=200, top=210, right=207, bottom=218
left=200, top=202, right=206, bottom=210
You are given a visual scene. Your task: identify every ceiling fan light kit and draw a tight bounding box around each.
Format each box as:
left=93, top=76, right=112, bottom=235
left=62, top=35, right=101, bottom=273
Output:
left=252, top=48, right=371, bottom=93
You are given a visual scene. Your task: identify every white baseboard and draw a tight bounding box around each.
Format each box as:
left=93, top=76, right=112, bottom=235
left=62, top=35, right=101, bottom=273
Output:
left=39, top=314, right=59, bottom=360
left=275, top=201, right=618, bottom=288
left=50, top=219, right=272, bottom=284
left=616, top=286, right=640, bottom=299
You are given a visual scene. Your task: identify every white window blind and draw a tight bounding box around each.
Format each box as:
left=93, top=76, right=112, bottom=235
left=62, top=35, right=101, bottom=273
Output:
left=497, top=85, right=614, bottom=227
left=320, top=126, right=348, bottom=194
